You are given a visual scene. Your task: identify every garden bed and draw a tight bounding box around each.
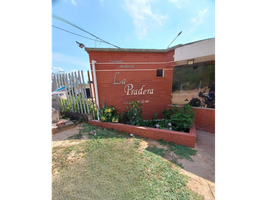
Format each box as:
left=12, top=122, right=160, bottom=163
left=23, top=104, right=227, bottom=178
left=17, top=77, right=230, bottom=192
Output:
left=61, top=111, right=92, bottom=122
left=89, top=120, right=196, bottom=148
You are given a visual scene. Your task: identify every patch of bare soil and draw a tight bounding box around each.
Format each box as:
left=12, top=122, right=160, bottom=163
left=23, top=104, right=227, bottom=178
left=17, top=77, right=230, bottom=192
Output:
left=51, top=123, right=88, bottom=148
left=52, top=125, right=86, bottom=181
left=138, top=140, right=148, bottom=153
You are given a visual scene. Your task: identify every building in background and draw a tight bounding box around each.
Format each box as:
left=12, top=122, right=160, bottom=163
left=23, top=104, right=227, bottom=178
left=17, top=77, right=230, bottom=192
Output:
left=85, top=46, right=175, bottom=119
left=85, top=38, right=215, bottom=132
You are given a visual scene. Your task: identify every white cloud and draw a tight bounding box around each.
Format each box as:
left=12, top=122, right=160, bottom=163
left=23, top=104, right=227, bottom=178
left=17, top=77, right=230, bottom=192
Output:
left=52, top=66, right=65, bottom=73
left=71, top=0, right=77, bottom=6
left=52, top=52, right=89, bottom=68
left=190, top=18, right=196, bottom=23
left=168, top=0, right=188, bottom=9
left=124, top=0, right=167, bottom=39
left=189, top=9, right=207, bottom=32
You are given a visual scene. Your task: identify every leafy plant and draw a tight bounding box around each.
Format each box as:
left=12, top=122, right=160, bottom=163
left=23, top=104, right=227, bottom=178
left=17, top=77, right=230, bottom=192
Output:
left=60, top=113, right=70, bottom=120
left=162, top=108, right=174, bottom=120
left=155, top=120, right=174, bottom=130
left=171, top=104, right=195, bottom=132
left=173, top=105, right=179, bottom=113
left=99, top=104, right=119, bottom=123
left=119, top=111, right=127, bottom=123
left=143, top=113, right=158, bottom=128
left=121, top=100, right=143, bottom=126
left=140, top=104, right=195, bottom=133
left=59, top=94, right=97, bottom=119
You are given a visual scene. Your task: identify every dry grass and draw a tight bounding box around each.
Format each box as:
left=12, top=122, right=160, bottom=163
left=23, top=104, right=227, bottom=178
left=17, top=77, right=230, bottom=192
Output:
left=52, top=124, right=204, bottom=200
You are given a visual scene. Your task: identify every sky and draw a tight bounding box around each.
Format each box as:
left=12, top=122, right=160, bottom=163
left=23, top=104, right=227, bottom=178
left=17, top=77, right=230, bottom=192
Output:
left=52, top=0, right=215, bottom=81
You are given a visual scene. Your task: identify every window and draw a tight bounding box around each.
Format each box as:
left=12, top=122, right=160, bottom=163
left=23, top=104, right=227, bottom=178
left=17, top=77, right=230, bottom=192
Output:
left=86, top=88, right=91, bottom=98
left=157, top=69, right=163, bottom=77
left=171, top=64, right=215, bottom=109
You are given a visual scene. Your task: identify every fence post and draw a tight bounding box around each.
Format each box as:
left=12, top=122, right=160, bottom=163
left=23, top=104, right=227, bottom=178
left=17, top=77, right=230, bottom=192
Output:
left=77, top=71, right=87, bottom=114
left=87, top=70, right=95, bottom=119
left=66, top=73, right=75, bottom=112
left=63, top=73, right=73, bottom=112
left=81, top=70, right=90, bottom=114
left=71, top=72, right=81, bottom=113
left=58, top=74, right=67, bottom=111
left=74, top=71, right=83, bottom=114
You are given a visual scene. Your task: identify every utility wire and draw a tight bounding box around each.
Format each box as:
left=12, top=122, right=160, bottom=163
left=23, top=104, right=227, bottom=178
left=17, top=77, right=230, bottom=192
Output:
left=52, top=25, right=103, bottom=42
left=52, top=14, right=121, bottom=49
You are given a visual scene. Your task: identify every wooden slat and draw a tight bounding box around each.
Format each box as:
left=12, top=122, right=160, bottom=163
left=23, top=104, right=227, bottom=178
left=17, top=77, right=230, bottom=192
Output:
left=81, top=70, right=90, bottom=114
left=87, top=70, right=95, bottom=119
left=74, top=71, right=83, bottom=114
left=78, top=71, right=86, bottom=114
left=66, top=73, right=75, bottom=112
left=71, top=72, right=81, bottom=113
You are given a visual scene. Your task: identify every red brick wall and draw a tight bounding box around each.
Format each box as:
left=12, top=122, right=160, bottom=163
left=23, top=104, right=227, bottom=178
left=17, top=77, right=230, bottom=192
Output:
left=167, top=105, right=215, bottom=134
left=87, top=50, right=174, bottom=119
left=165, top=49, right=175, bottom=64
left=90, top=120, right=196, bottom=148
left=86, top=49, right=215, bottom=134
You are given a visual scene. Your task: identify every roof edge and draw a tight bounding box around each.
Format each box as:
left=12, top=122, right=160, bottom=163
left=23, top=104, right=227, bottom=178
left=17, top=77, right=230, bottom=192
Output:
left=85, top=38, right=215, bottom=53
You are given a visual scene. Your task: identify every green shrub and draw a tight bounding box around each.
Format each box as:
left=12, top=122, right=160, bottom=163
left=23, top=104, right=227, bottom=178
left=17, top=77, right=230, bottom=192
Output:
left=154, top=120, right=173, bottom=130
left=171, top=104, right=195, bottom=132
left=59, top=95, right=97, bottom=119
left=144, top=105, right=196, bottom=133
left=143, top=113, right=158, bottom=128
left=162, top=108, right=174, bottom=120
left=99, top=105, right=119, bottom=123
left=121, top=100, right=143, bottom=126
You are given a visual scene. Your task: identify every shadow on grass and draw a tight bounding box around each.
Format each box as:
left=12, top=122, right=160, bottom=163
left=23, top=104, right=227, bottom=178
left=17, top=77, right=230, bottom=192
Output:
left=70, top=123, right=196, bottom=169
left=145, top=145, right=185, bottom=169
left=53, top=124, right=204, bottom=200
left=69, top=123, right=197, bottom=161
left=78, top=123, right=144, bottom=140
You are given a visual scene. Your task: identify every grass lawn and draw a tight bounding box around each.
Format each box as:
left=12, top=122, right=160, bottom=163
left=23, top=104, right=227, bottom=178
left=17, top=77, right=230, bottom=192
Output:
left=52, top=123, right=204, bottom=200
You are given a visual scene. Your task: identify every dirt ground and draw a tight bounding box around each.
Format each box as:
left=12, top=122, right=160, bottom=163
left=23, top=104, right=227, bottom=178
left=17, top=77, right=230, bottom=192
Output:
left=52, top=125, right=215, bottom=200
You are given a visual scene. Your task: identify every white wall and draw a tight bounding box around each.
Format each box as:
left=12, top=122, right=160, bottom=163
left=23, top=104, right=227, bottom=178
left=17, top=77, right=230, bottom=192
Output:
left=174, top=38, right=215, bottom=62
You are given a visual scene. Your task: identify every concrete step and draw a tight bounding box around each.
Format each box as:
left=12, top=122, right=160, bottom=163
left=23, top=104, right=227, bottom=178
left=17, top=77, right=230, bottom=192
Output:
left=51, top=119, right=75, bottom=135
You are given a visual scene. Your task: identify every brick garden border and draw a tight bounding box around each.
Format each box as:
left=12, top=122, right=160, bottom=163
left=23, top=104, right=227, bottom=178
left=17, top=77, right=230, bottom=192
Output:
left=89, top=120, right=196, bottom=148
left=167, top=105, right=215, bottom=134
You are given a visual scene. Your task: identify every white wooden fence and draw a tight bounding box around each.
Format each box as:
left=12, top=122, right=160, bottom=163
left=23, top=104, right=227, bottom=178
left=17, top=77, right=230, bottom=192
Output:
left=52, top=70, right=96, bottom=119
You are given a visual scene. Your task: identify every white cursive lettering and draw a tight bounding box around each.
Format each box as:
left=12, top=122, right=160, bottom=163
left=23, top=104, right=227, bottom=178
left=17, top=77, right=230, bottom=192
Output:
left=147, top=89, right=154, bottom=94
left=124, top=84, right=153, bottom=95
left=124, top=83, right=133, bottom=95
left=138, top=85, right=145, bottom=95
left=143, top=89, right=147, bottom=95
left=113, top=72, right=120, bottom=85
